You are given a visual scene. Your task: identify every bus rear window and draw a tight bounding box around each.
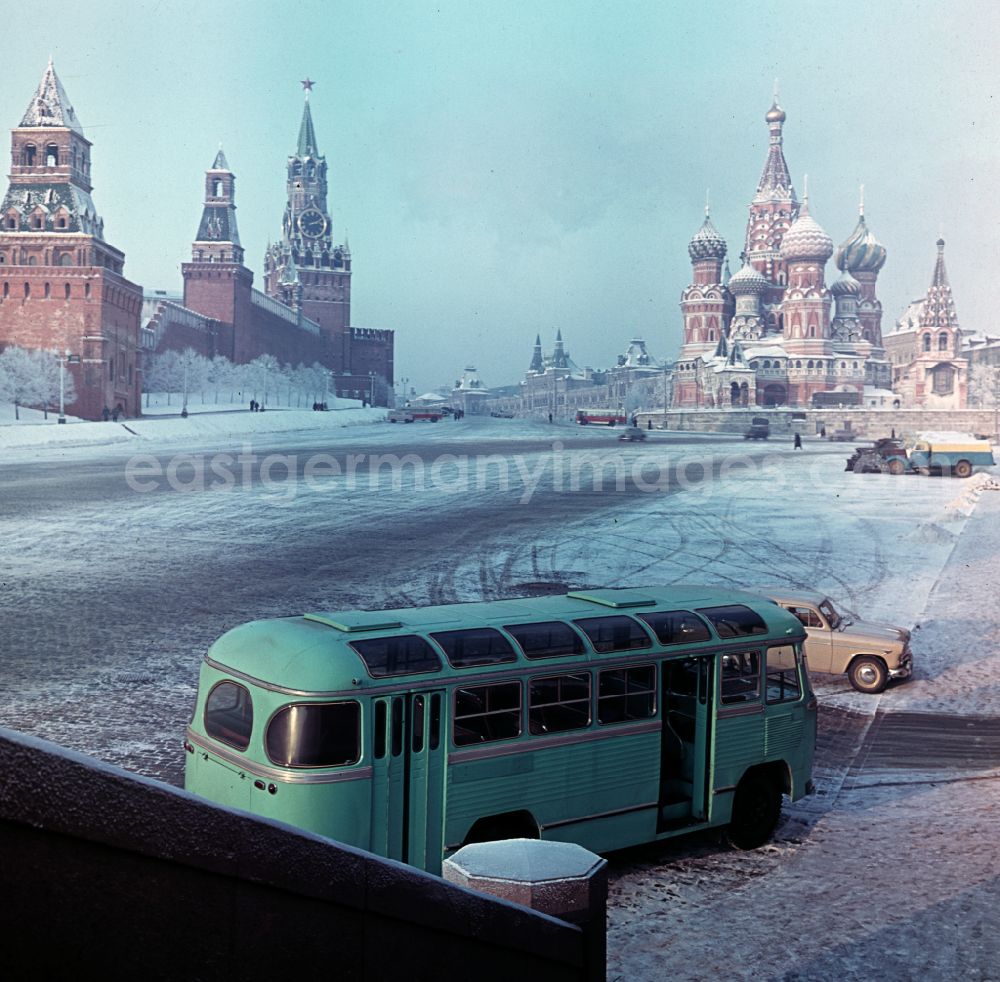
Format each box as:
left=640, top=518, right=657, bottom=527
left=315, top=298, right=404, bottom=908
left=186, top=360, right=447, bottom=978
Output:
left=598, top=665, right=656, bottom=724
left=639, top=609, right=711, bottom=645
left=574, top=615, right=651, bottom=653
left=204, top=681, right=253, bottom=751
left=504, top=621, right=585, bottom=659
left=453, top=681, right=521, bottom=746
left=431, top=628, right=516, bottom=668
left=696, top=604, right=768, bottom=639
left=265, top=701, right=361, bottom=768
left=349, top=635, right=441, bottom=677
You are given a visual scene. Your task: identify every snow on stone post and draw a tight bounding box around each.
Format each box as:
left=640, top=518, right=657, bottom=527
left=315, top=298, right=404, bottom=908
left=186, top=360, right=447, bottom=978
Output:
left=443, top=839, right=608, bottom=981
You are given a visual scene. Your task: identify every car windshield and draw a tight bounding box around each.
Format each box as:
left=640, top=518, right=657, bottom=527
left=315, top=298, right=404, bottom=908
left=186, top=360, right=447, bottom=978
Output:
left=819, top=599, right=850, bottom=629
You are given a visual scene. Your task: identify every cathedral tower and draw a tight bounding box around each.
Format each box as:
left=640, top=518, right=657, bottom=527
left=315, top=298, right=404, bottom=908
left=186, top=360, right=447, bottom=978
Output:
left=0, top=59, right=142, bottom=419
left=745, top=93, right=799, bottom=315
left=263, top=82, right=353, bottom=371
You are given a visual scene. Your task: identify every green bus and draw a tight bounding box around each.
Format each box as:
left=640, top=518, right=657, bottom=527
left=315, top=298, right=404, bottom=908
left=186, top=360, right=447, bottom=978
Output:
left=184, top=586, right=816, bottom=874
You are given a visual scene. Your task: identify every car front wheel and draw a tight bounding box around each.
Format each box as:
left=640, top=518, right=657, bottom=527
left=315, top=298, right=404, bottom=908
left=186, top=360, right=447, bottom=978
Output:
left=848, top=655, right=888, bottom=693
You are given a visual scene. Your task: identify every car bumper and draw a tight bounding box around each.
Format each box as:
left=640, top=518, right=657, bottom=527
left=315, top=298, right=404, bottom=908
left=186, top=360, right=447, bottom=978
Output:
left=888, top=651, right=913, bottom=680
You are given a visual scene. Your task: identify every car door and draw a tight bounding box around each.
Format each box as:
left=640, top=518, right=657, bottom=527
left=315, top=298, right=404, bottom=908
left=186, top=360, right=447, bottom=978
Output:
left=781, top=604, right=833, bottom=673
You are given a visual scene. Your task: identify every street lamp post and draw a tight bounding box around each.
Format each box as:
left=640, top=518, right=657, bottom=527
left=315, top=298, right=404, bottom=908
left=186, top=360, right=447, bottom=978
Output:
left=397, top=376, right=409, bottom=408
left=58, top=348, right=69, bottom=424
left=368, top=371, right=376, bottom=407
left=58, top=349, right=80, bottom=423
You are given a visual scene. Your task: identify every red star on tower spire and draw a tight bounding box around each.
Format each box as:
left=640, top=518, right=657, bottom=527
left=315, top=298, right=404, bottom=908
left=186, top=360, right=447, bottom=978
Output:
left=301, top=77, right=315, bottom=94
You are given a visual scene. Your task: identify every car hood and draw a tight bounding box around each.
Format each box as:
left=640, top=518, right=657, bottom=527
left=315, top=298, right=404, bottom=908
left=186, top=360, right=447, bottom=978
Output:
left=838, top=620, right=910, bottom=647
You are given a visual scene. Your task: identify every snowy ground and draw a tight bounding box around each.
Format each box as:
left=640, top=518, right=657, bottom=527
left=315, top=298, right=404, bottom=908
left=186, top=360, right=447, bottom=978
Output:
left=2, top=414, right=1000, bottom=978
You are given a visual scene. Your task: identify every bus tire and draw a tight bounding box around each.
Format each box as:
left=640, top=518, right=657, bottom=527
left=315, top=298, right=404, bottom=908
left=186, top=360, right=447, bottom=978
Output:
left=463, top=810, right=539, bottom=846
left=954, top=459, right=972, bottom=478
left=848, top=655, right=888, bottom=693
left=728, top=772, right=781, bottom=849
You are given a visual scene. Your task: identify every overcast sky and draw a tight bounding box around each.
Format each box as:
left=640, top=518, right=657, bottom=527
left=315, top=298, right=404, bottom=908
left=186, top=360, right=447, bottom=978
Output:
left=3, top=0, right=997, bottom=394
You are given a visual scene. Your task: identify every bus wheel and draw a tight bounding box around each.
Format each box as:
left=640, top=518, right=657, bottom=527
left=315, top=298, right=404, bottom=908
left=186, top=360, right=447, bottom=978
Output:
left=954, top=460, right=973, bottom=478
left=728, top=772, right=781, bottom=849
left=885, top=458, right=905, bottom=476
left=848, top=656, right=887, bottom=693
left=463, top=810, right=539, bottom=846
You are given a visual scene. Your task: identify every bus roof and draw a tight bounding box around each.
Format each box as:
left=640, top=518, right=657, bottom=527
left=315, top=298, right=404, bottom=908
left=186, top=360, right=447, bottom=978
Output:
left=205, top=586, right=801, bottom=693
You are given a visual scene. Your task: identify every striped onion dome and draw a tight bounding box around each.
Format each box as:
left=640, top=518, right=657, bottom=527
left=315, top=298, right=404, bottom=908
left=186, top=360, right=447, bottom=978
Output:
left=830, top=269, right=861, bottom=297
left=835, top=213, right=887, bottom=273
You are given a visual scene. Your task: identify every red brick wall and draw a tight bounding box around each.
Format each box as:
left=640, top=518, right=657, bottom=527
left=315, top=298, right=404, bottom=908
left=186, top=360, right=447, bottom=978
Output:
left=0, top=260, right=142, bottom=420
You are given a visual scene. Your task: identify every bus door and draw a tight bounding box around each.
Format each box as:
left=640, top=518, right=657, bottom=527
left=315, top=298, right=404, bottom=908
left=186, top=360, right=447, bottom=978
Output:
left=658, top=655, right=714, bottom=831
left=370, top=691, right=446, bottom=872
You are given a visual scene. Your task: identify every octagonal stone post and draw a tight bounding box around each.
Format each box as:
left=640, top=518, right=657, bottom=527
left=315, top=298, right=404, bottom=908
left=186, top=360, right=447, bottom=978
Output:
left=443, top=839, right=607, bottom=981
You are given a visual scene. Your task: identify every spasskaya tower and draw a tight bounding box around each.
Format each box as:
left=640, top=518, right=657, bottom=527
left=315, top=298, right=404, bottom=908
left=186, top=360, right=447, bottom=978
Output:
left=263, top=78, right=353, bottom=371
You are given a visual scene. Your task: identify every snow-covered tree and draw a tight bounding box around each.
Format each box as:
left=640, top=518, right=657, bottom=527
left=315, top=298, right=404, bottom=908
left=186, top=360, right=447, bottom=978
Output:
left=208, top=355, right=236, bottom=404
left=0, top=346, right=43, bottom=420
left=32, top=349, right=77, bottom=419
left=175, top=348, right=210, bottom=412
left=146, top=350, right=183, bottom=406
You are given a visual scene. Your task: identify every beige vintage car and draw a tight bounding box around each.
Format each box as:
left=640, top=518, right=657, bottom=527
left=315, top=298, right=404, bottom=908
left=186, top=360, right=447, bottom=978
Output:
left=759, top=589, right=912, bottom=693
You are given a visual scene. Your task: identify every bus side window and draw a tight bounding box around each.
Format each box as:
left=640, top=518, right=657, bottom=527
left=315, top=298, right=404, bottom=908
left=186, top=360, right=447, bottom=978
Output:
left=429, top=694, right=441, bottom=751
left=431, top=628, right=517, bottom=668
left=574, top=615, right=652, bottom=653
left=504, top=620, right=585, bottom=659
left=765, top=645, right=801, bottom=703
left=453, top=682, right=521, bottom=746
left=204, top=680, right=253, bottom=751
left=529, top=672, right=591, bottom=734
left=720, top=651, right=761, bottom=703
left=639, top=610, right=712, bottom=645
left=391, top=698, right=404, bottom=757
left=597, top=665, right=656, bottom=724
left=374, top=701, right=387, bottom=759
left=697, top=605, right=768, bottom=639
left=412, top=695, right=425, bottom=753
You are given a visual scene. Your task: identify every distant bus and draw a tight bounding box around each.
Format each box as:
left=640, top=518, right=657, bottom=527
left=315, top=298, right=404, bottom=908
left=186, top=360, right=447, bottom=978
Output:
left=576, top=408, right=627, bottom=426
left=811, top=390, right=861, bottom=408
left=185, top=587, right=816, bottom=874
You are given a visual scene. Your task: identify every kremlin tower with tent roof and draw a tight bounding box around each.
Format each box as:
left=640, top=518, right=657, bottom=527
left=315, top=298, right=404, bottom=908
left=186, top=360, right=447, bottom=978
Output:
left=671, top=94, right=892, bottom=409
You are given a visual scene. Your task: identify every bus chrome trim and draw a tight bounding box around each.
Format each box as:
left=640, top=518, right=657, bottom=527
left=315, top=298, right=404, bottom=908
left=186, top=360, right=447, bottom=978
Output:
left=448, top=719, right=660, bottom=763
left=541, top=799, right=659, bottom=831
left=717, top=703, right=765, bottom=719
left=187, top=729, right=372, bottom=785
left=713, top=785, right=737, bottom=795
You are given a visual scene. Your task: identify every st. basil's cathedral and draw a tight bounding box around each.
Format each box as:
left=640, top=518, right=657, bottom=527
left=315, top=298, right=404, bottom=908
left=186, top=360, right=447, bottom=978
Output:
left=670, top=95, right=963, bottom=410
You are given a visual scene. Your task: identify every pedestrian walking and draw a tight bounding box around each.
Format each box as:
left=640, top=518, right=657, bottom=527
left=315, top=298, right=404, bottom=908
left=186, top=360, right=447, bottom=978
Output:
left=794, top=432, right=802, bottom=449
left=820, top=425, right=826, bottom=438
left=101, top=405, right=110, bottom=422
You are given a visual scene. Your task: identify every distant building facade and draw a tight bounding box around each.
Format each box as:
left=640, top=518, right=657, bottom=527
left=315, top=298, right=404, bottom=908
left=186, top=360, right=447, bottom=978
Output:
left=883, top=239, right=968, bottom=409
left=671, top=97, right=892, bottom=409
left=0, top=60, right=143, bottom=419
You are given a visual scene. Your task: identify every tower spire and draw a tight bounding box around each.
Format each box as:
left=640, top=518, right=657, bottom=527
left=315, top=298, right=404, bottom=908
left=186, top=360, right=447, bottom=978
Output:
left=297, top=96, right=319, bottom=156
left=755, top=91, right=794, bottom=201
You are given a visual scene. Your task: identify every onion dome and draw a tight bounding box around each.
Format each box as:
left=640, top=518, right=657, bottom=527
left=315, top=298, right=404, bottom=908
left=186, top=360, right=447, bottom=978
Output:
left=688, top=213, right=728, bottom=262
left=728, top=258, right=769, bottom=295
left=780, top=199, right=833, bottom=262
left=830, top=269, right=861, bottom=297
left=835, top=213, right=887, bottom=273
left=765, top=99, right=786, bottom=124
